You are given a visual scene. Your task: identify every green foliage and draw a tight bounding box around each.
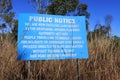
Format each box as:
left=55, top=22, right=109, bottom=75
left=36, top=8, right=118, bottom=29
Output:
left=0, top=0, right=12, bottom=13
left=29, top=0, right=48, bottom=14
left=29, top=0, right=90, bottom=32
left=12, top=19, right=18, bottom=41
left=47, top=0, right=78, bottom=15
left=46, top=0, right=90, bottom=17
left=0, top=0, right=12, bottom=34
left=46, top=0, right=90, bottom=33
left=0, top=0, right=13, bottom=31
left=30, top=0, right=90, bottom=17
left=0, top=23, right=6, bottom=28
left=0, top=0, right=17, bottom=42
left=2, top=12, right=15, bottom=24
left=76, top=4, right=90, bottom=18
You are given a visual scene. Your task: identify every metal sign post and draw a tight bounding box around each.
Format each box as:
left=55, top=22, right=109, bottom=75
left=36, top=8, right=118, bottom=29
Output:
left=27, top=61, right=30, bottom=80
left=77, top=59, right=80, bottom=80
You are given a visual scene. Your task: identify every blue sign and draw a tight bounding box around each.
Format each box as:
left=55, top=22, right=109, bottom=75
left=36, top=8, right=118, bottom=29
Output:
left=18, top=14, right=88, bottom=60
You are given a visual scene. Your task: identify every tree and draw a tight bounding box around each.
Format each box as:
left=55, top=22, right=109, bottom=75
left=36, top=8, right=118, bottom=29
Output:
left=46, top=0, right=78, bottom=15
left=0, top=0, right=12, bottom=40
left=2, top=12, right=15, bottom=28
left=0, top=0, right=12, bottom=13
left=29, top=0, right=90, bottom=33
left=0, top=23, right=6, bottom=33
left=76, top=4, right=90, bottom=18
left=28, top=0, right=48, bottom=14
left=0, top=0, right=18, bottom=42
left=76, top=3, right=90, bottom=32
left=47, top=0, right=90, bottom=32
left=104, top=15, right=113, bottom=37
left=0, top=0, right=13, bottom=33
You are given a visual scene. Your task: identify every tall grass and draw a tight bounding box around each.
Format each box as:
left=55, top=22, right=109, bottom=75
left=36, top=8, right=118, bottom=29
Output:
left=0, top=36, right=120, bottom=80
left=80, top=37, right=120, bottom=80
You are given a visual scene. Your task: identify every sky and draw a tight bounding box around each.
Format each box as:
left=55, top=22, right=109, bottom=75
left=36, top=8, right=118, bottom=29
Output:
left=80, top=0, right=120, bottom=37
left=11, top=0, right=120, bottom=37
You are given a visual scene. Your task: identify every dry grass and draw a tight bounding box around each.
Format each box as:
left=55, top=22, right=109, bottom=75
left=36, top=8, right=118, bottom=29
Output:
left=80, top=38, right=120, bottom=80
left=0, top=37, right=120, bottom=80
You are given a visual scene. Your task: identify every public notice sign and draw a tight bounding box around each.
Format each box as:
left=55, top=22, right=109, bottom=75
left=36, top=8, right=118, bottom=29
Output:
left=18, top=14, right=88, bottom=60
